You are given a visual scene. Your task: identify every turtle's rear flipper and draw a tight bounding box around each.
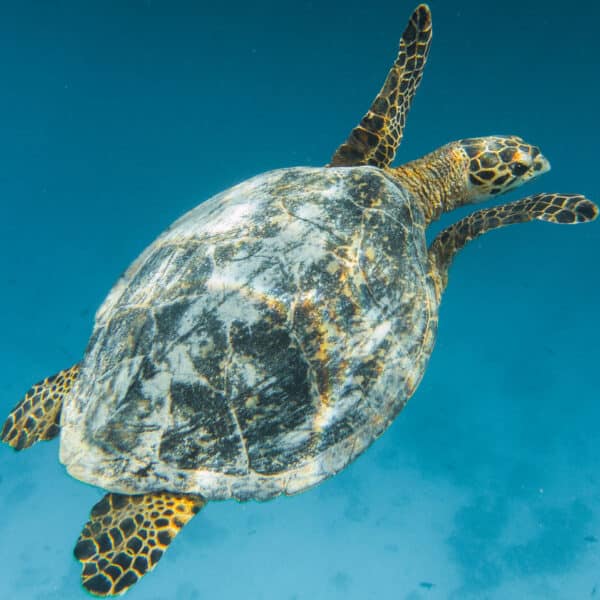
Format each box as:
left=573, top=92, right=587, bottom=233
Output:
left=74, top=491, right=205, bottom=597
left=1, top=363, right=80, bottom=450
left=428, top=193, right=598, bottom=298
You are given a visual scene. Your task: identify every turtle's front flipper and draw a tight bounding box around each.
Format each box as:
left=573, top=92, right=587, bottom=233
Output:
left=329, top=4, right=432, bottom=168
left=428, top=193, right=598, bottom=299
left=1, top=363, right=80, bottom=450
left=74, top=491, right=205, bottom=596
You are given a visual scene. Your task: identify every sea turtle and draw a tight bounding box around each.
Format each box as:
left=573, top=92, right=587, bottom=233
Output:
left=2, top=4, right=597, bottom=597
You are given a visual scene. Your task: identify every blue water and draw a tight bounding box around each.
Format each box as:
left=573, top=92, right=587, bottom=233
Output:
left=1, top=1, right=598, bottom=598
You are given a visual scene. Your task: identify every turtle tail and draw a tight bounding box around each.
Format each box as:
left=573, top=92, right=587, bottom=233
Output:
left=1, top=363, right=80, bottom=450
left=428, top=193, right=598, bottom=300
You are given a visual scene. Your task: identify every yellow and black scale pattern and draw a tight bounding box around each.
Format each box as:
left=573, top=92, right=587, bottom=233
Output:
left=429, top=192, right=598, bottom=290
left=460, top=136, right=547, bottom=195
left=75, top=491, right=204, bottom=595
left=1, top=364, right=79, bottom=449
left=330, top=4, right=432, bottom=168
left=59, top=166, right=439, bottom=502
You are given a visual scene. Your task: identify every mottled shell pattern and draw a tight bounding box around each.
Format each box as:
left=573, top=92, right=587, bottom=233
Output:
left=60, top=166, right=438, bottom=501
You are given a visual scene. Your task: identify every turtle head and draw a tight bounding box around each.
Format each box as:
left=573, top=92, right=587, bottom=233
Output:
left=389, top=134, right=551, bottom=223
left=460, top=135, right=550, bottom=201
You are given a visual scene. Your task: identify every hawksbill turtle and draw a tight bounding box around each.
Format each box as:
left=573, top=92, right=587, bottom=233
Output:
left=2, top=4, right=597, bottom=596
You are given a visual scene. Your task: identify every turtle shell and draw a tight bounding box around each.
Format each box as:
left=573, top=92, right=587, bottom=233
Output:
left=59, top=166, right=438, bottom=501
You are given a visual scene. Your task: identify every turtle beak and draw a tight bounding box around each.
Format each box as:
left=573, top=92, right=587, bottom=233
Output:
left=534, top=154, right=551, bottom=175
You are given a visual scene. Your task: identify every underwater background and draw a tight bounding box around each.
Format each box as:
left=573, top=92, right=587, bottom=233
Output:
left=0, top=1, right=598, bottom=598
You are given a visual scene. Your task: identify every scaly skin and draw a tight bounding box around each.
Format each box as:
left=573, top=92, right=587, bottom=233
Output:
left=389, top=135, right=551, bottom=224
left=74, top=491, right=205, bottom=596
left=329, top=4, right=432, bottom=168
left=1, top=364, right=80, bottom=450
left=427, top=193, right=598, bottom=300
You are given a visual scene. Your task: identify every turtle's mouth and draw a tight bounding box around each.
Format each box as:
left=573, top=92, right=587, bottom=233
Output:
left=533, top=154, right=551, bottom=175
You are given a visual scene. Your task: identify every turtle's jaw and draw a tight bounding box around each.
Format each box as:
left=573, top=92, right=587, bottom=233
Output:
left=534, top=154, right=551, bottom=176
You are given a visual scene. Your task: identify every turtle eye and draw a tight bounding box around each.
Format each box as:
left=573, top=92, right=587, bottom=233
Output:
left=510, top=162, right=529, bottom=177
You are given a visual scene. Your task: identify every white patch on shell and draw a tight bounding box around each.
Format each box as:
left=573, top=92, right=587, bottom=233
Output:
left=205, top=265, right=264, bottom=327
left=234, top=361, right=260, bottom=391
left=320, top=179, right=342, bottom=200
left=295, top=201, right=325, bottom=222
left=358, top=319, right=391, bottom=356
left=141, top=370, right=172, bottom=403
left=280, top=189, right=333, bottom=265
left=165, top=344, right=199, bottom=385
left=206, top=201, right=257, bottom=234
left=113, top=357, right=143, bottom=405
left=314, top=386, right=363, bottom=432
left=161, top=178, right=266, bottom=244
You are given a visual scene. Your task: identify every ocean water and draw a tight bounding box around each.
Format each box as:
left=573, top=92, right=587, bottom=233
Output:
left=0, top=1, right=598, bottom=598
